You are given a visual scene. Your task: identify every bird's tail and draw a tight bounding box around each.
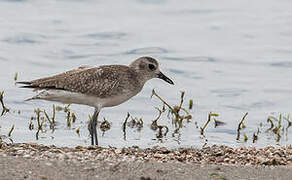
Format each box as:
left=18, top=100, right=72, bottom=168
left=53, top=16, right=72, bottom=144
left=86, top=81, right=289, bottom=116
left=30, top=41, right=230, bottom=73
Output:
left=16, top=81, right=40, bottom=89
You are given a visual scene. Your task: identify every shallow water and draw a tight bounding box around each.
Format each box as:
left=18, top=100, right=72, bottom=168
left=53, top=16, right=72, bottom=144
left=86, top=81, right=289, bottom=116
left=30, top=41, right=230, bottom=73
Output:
left=1, top=0, right=292, bottom=148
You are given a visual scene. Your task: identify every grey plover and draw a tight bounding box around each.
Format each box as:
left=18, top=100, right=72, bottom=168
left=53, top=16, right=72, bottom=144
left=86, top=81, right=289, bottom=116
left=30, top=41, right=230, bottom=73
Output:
left=17, top=56, right=174, bottom=145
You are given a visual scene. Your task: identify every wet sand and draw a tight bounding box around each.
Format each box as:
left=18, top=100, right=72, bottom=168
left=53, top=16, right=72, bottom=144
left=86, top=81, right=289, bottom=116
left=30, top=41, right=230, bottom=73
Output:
left=1, top=142, right=292, bottom=180
left=1, top=155, right=292, bottom=180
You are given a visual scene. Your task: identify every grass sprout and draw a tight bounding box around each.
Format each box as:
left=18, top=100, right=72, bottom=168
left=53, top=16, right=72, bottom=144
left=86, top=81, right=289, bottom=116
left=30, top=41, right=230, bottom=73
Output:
left=236, top=112, right=248, bottom=141
left=0, top=91, right=10, bottom=116
left=8, top=125, right=15, bottom=137
left=100, top=117, right=111, bottom=136
left=200, top=112, right=220, bottom=136
left=151, top=89, right=193, bottom=129
left=122, top=113, right=130, bottom=140
left=14, top=72, right=18, bottom=81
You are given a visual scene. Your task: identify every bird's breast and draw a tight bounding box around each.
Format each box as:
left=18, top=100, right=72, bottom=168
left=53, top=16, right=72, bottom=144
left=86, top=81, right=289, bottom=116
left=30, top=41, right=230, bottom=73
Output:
left=101, top=90, right=140, bottom=107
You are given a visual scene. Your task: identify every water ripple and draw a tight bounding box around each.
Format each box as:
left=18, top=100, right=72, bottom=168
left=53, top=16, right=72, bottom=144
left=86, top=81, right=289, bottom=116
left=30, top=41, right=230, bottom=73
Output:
left=169, top=68, right=184, bottom=74
left=0, top=0, right=26, bottom=2
left=136, top=0, right=166, bottom=4
left=211, top=89, right=247, bottom=97
left=126, top=47, right=168, bottom=54
left=225, top=101, right=275, bottom=110
left=0, top=56, right=8, bottom=61
left=165, top=9, right=223, bottom=15
left=163, top=56, right=217, bottom=62
left=43, top=53, right=97, bottom=61
left=2, top=33, right=56, bottom=44
left=249, top=101, right=275, bottom=109
left=65, top=54, right=98, bottom=60
left=169, top=68, right=203, bottom=79
left=3, top=36, right=39, bottom=44
left=182, top=9, right=220, bottom=14
left=223, top=105, right=249, bottom=111
left=270, top=61, right=292, bottom=68
left=263, top=89, right=292, bottom=94
left=82, top=32, right=127, bottom=40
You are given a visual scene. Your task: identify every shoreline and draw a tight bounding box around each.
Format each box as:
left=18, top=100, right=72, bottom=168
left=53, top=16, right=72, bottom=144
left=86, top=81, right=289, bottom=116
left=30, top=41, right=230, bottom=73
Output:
left=1, top=142, right=292, bottom=179
left=1, top=142, right=292, bottom=165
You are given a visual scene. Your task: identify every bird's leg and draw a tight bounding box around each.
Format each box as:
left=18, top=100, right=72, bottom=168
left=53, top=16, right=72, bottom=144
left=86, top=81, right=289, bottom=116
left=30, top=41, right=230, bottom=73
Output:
left=89, top=109, right=99, bottom=145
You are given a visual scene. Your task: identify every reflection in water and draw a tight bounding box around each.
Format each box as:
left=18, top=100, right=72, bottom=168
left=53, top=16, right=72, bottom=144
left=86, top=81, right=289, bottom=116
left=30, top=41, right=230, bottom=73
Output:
left=99, top=118, right=111, bottom=136
left=150, top=90, right=194, bottom=144
left=122, top=113, right=144, bottom=140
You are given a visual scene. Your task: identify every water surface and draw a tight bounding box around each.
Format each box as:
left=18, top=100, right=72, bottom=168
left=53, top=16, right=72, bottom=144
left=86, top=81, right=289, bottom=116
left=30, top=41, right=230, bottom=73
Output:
left=1, top=0, right=292, bottom=148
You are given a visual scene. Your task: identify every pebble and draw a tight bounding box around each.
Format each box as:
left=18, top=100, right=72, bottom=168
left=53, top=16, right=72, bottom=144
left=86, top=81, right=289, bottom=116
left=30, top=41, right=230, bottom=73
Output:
left=23, top=154, right=31, bottom=158
left=0, top=142, right=292, bottom=166
left=45, top=162, right=52, bottom=166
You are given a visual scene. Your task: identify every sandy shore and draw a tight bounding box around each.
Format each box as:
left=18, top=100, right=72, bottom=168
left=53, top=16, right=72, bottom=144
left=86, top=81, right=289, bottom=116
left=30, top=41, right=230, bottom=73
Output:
left=1, top=142, right=292, bottom=180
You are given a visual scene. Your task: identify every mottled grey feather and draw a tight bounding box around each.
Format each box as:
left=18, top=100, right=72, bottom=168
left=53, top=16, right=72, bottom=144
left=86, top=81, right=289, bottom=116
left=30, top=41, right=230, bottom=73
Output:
left=23, top=65, right=143, bottom=98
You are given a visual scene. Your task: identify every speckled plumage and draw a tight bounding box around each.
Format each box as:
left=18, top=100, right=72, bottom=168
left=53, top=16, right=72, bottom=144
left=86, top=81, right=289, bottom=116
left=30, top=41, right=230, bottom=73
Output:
left=27, top=65, right=142, bottom=98
left=18, top=56, right=174, bottom=145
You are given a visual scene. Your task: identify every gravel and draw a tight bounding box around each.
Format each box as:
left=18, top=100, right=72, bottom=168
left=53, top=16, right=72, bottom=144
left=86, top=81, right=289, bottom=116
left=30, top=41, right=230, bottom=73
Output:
left=1, top=142, right=292, bottom=166
left=1, top=142, right=292, bottom=180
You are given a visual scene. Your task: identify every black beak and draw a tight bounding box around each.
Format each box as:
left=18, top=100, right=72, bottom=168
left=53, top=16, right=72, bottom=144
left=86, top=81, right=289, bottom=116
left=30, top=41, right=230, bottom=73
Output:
left=157, top=72, right=174, bottom=85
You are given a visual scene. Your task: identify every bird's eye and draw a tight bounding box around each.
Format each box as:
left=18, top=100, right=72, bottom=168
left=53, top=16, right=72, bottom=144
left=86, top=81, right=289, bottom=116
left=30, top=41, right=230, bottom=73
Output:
left=148, top=64, right=156, bottom=70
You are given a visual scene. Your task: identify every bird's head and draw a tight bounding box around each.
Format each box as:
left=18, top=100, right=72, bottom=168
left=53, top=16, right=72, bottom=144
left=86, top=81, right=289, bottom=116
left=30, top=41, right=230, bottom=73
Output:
left=129, top=56, right=174, bottom=85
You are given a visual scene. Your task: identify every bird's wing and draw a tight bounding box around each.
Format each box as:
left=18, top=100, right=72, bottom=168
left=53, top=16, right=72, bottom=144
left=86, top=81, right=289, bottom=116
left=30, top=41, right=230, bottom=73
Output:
left=17, top=65, right=129, bottom=98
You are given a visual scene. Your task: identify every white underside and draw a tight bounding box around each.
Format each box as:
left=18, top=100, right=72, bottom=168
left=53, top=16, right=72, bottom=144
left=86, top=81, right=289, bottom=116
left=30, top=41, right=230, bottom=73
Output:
left=30, top=89, right=136, bottom=110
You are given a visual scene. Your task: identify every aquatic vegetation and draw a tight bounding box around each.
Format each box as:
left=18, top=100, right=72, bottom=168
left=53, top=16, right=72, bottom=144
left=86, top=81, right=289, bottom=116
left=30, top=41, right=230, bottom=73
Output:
left=2, top=81, right=292, bottom=146
left=28, top=104, right=78, bottom=140
left=72, top=112, right=76, bottom=123
left=151, top=89, right=178, bottom=116
left=243, top=133, right=248, bottom=142
left=156, top=125, right=169, bottom=139
left=29, top=117, right=34, bottom=130
left=52, top=104, right=56, bottom=124
left=55, top=105, right=63, bottom=112
left=0, top=91, right=10, bottom=116
left=267, top=116, right=275, bottom=130
left=150, top=89, right=195, bottom=143
left=200, top=112, right=220, bottom=136
left=151, top=89, right=192, bottom=129
left=43, top=110, right=54, bottom=130
left=151, top=106, right=169, bottom=139
left=236, top=113, right=292, bottom=143
left=64, top=104, right=72, bottom=127
left=14, top=72, right=18, bottom=81
left=34, top=108, right=43, bottom=140
left=75, top=127, right=80, bottom=137
left=264, top=113, right=291, bottom=142
left=34, top=108, right=43, bottom=130
left=236, top=112, right=248, bottom=141
left=100, top=117, right=111, bottom=136
left=121, top=112, right=144, bottom=140
left=150, top=107, right=165, bottom=131
left=122, top=113, right=130, bottom=140
left=127, top=116, right=143, bottom=131
left=252, top=127, right=260, bottom=143
left=8, top=125, right=14, bottom=137
left=189, top=99, right=193, bottom=110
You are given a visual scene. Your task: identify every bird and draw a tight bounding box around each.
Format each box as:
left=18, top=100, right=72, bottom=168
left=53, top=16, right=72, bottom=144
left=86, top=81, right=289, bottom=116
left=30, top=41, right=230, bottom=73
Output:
left=17, top=56, right=174, bottom=145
